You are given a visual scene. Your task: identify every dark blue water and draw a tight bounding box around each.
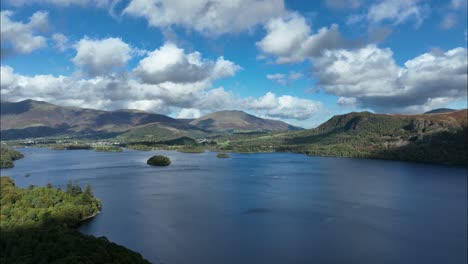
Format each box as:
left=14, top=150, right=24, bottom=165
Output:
left=2, top=148, right=467, bottom=264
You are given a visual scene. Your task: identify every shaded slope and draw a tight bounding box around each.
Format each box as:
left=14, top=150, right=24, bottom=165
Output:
left=424, top=108, right=456, bottom=114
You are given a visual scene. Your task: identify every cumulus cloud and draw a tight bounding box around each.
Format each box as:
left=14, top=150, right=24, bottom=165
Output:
left=246, top=92, right=323, bottom=120
left=1, top=10, right=48, bottom=55
left=257, top=13, right=360, bottom=63
left=266, top=71, right=303, bottom=85
left=337, top=97, right=357, bottom=107
left=72, top=37, right=132, bottom=77
left=134, top=42, right=240, bottom=84
left=367, top=0, right=429, bottom=27
left=265, top=95, right=322, bottom=120
left=123, top=0, right=285, bottom=35
left=314, top=45, right=467, bottom=113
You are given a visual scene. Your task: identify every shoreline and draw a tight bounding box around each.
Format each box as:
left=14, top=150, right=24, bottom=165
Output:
left=81, top=210, right=101, bottom=222
left=2, top=145, right=466, bottom=168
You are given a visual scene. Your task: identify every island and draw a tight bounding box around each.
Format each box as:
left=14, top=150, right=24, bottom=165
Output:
left=216, top=153, right=230, bottom=158
left=147, top=155, right=171, bottom=166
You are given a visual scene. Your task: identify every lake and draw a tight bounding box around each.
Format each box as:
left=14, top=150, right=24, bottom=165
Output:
left=2, top=148, right=467, bottom=264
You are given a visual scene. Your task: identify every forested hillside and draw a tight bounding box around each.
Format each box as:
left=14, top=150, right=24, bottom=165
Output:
left=0, top=177, right=150, bottom=263
left=219, top=110, right=468, bottom=165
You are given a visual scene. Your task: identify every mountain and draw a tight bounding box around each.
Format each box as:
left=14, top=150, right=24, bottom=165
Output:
left=0, top=99, right=207, bottom=140
left=226, top=110, right=467, bottom=165
left=424, top=108, right=457, bottom=114
left=0, top=100, right=301, bottom=141
left=189, top=110, right=303, bottom=132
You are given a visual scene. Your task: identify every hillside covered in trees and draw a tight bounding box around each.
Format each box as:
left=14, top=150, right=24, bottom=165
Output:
left=0, top=147, right=24, bottom=168
left=0, top=176, right=150, bottom=263
left=217, top=110, right=468, bottom=165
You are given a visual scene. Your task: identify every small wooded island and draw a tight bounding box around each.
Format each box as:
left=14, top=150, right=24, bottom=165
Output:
left=147, top=155, right=171, bottom=166
left=216, top=153, right=230, bottom=158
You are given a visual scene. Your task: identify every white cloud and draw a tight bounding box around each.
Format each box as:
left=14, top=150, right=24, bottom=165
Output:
left=266, top=73, right=287, bottom=85
left=367, top=0, right=429, bottom=27
left=134, top=42, right=241, bottom=84
left=337, top=96, right=357, bottom=107
left=266, top=71, right=303, bottom=85
left=123, top=0, right=285, bottom=35
left=326, top=0, right=362, bottom=9
left=257, top=13, right=359, bottom=63
left=250, top=92, right=279, bottom=110
left=177, top=108, right=201, bottom=119
left=72, top=37, right=132, bottom=77
left=314, top=45, right=400, bottom=97
left=1, top=10, right=48, bottom=55
left=268, top=95, right=322, bottom=120
left=314, top=45, right=468, bottom=113
left=246, top=92, right=322, bottom=120
left=0, top=65, right=17, bottom=89
left=52, top=33, right=69, bottom=52
left=193, top=87, right=240, bottom=112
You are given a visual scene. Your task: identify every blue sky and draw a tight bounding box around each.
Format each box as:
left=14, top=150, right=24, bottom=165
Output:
left=1, top=0, right=467, bottom=128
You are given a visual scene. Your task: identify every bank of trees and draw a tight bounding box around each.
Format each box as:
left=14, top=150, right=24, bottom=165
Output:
left=0, top=176, right=150, bottom=263
left=0, top=148, right=24, bottom=168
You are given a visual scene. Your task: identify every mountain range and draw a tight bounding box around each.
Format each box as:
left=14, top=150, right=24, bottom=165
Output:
left=0, top=100, right=301, bottom=140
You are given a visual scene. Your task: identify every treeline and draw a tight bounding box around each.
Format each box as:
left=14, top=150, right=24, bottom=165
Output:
left=0, top=177, right=101, bottom=229
left=0, top=147, right=24, bottom=168
left=0, top=176, right=150, bottom=263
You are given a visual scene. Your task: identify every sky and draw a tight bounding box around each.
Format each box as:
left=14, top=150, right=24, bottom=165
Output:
left=1, top=0, right=467, bottom=128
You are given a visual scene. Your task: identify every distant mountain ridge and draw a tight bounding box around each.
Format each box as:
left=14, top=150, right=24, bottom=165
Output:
left=0, top=100, right=301, bottom=140
left=0, top=99, right=177, bottom=131
left=189, top=110, right=303, bottom=132
left=424, top=108, right=457, bottom=114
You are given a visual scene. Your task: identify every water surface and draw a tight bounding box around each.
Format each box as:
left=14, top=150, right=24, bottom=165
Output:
left=2, top=148, right=467, bottom=264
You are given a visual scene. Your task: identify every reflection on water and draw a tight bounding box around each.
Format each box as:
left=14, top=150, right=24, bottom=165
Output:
left=2, top=148, right=467, bottom=264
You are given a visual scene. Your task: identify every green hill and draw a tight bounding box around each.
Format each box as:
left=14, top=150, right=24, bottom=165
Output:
left=223, top=110, right=467, bottom=165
